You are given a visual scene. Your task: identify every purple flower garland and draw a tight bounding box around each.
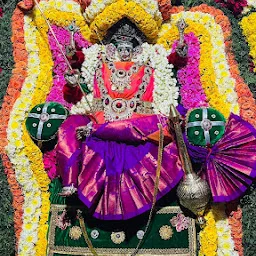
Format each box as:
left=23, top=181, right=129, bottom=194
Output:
left=174, top=32, right=209, bottom=110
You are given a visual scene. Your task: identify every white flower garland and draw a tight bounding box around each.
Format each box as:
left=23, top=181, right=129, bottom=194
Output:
left=213, top=205, right=239, bottom=256
left=84, top=0, right=162, bottom=24
left=6, top=15, right=42, bottom=256
left=71, top=43, right=178, bottom=116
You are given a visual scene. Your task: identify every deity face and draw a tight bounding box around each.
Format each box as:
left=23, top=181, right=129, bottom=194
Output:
left=116, top=42, right=133, bottom=61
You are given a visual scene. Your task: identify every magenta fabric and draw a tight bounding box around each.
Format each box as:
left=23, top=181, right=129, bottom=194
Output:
left=186, top=113, right=256, bottom=202
left=56, top=114, right=183, bottom=220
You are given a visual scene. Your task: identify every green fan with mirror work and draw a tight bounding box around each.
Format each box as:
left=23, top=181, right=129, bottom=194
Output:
left=26, top=102, right=68, bottom=141
left=186, top=108, right=226, bottom=147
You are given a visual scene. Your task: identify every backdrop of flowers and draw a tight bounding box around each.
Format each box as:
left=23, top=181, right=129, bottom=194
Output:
left=0, top=0, right=255, bottom=255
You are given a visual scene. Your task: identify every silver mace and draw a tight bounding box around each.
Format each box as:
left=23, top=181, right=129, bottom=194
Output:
left=169, top=104, right=211, bottom=225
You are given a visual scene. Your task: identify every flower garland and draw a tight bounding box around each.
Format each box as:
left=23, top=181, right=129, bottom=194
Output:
left=84, top=0, right=162, bottom=25
left=158, top=21, right=233, bottom=118
left=89, top=0, right=160, bottom=42
left=198, top=209, right=218, bottom=256
left=173, top=32, right=209, bottom=110
left=3, top=0, right=92, bottom=254
left=240, top=13, right=256, bottom=73
left=159, top=11, right=240, bottom=117
left=212, top=205, right=238, bottom=256
left=228, top=206, right=244, bottom=256
left=6, top=14, right=43, bottom=256
left=158, top=5, right=256, bottom=126
left=0, top=7, right=28, bottom=248
left=214, top=0, right=247, bottom=16
left=72, top=43, right=178, bottom=116
left=190, top=5, right=256, bottom=127
left=32, top=0, right=91, bottom=41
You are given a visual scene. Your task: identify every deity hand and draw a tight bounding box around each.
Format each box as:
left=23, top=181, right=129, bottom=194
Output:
left=176, top=19, right=188, bottom=58
left=76, top=122, right=93, bottom=141
left=176, top=42, right=188, bottom=58
left=64, top=69, right=80, bottom=87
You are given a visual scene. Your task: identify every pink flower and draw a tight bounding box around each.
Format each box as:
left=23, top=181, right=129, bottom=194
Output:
left=170, top=213, right=190, bottom=232
left=173, top=33, right=208, bottom=110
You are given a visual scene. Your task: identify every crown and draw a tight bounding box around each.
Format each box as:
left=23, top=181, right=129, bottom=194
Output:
left=103, top=21, right=146, bottom=47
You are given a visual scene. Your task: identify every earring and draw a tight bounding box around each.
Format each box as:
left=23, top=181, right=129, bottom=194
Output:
left=106, top=43, right=117, bottom=61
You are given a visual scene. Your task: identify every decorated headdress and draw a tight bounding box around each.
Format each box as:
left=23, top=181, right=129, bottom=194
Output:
left=103, top=18, right=146, bottom=47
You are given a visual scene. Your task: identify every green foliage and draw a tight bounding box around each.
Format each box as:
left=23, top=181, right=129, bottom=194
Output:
left=241, top=185, right=256, bottom=256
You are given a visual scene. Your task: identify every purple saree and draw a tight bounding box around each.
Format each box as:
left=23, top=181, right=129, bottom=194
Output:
left=56, top=115, right=184, bottom=220
left=186, top=114, right=256, bottom=202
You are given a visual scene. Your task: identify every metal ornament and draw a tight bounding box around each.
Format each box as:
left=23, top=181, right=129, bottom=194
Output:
left=169, top=105, right=211, bottom=219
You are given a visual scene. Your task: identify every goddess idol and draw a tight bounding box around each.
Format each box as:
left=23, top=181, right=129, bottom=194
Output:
left=56, top=18, right=188, bottom=220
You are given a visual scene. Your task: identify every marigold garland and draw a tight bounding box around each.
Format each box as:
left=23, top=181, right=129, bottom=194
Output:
left=240, top=13, right=256, bottom=73
left=84, top=0, right=162, bottom=25
left=198, top=209, right=218, bottom=256
left=227, top=205, right=244, bottom=256
left=3, top=0, right=91, bottom=255
left=191, top=4, right=256, bottom=127
left=6, top=13, right=43, bottom=255
left=212, top=205, right=238, bottom=256
left=90, top=0, right=160, bottom=42
left=0, top=7, right=28, bottom=248
left=22, top=11, right=53, bottom=255
left=159, top=4, right=256, bottom=126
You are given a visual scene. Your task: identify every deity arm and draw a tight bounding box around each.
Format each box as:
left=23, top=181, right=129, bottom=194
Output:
left=92, top=115, right=173, bottom=144
left=63, top=83, right=83, bottom=104
left=167, top=18, right=188, bottom=69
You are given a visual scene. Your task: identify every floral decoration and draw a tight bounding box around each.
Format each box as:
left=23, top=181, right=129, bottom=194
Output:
left=170, top=213, right=190, bottom=232
left=84, top=0, right=162, bottom=25
left=0, top=7, right=27, bottom=250
left=158, top=4, right=256, bottom=125
left=89, top=0, right=161, bottom=42
left=1, top=1, right=256, bottom=255
left=191, top=4, right=256, bottom=127
left=198, top=209, right=218, bottom=256
left=214, top=0, right=247, bottom=16
left=227, top=205, right=244, bottom=256
left=0, top=0, right=92, bottom=255
left=240, top=13, right=256, bottom=73
left=69, top=226, right=82, bottom=240
left=173, top=32, right=208, bottom=110
left=110, top=231, right=125, bottom=244
left=159, top=225, right=173, bottom=240
left=212, top=205, right=238, bottom=256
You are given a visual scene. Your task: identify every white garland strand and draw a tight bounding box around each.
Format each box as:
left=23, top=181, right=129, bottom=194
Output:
left=71, top=43, right=178, bottom=116
left=213, top=205, right=239, bottom=256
